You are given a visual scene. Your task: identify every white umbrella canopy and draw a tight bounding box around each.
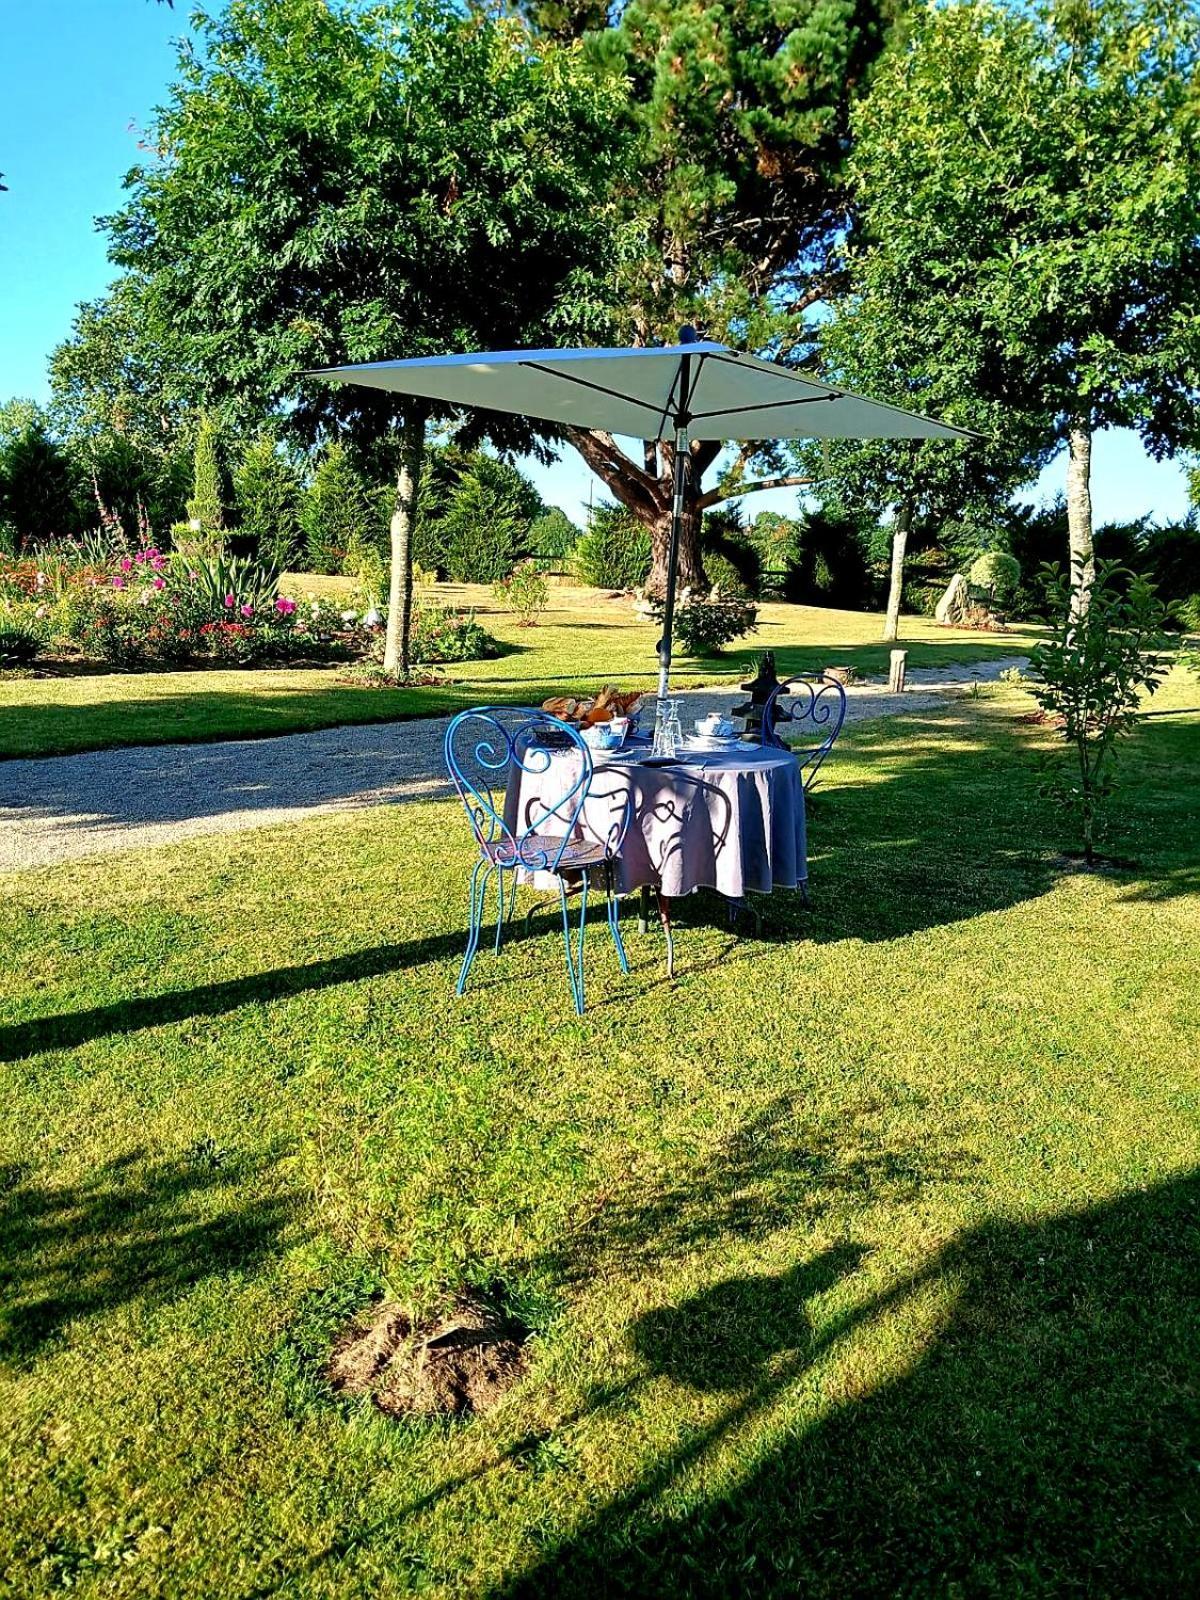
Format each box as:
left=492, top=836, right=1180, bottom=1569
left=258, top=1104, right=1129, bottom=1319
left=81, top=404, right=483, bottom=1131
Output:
left=314, top=336, right=974, bottom=443
left=312, top=333, right=978, bottom=696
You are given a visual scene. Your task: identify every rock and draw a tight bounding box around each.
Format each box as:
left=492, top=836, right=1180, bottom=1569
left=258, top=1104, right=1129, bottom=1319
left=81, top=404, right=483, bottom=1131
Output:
left=935, top=572, right=970, bottom=626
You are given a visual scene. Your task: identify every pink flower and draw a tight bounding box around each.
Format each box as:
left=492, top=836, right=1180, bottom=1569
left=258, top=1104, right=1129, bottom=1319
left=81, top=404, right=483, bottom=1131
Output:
left=223, top=593, right=236, bottom=608
left=240, top=603, right=254, bottom=617
left=153, top=575, right=165, bottom=590
left=111, top=575, right=126, bottom=589
left=120, top=557, right=133, bottom=573
left=275, top=596, right=296, bottom=616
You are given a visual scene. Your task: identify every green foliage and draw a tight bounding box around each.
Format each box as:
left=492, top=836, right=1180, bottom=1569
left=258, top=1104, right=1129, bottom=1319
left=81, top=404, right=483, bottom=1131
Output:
left=0, top=410, right=78, bottom=548
left=0, top=623, right=44, bottom=667
left=650, top=594, right=759, bottom=655
left=701, top=507, right=762, bottom=598
left=968, top=551, right=1021, bottom=604
left=571, top=503, right=651, bottom=590
left=300, top=442, right=376, bottom=575
left=409, top=605, right=499, bottom=664
left=814, top=0, right=1200, bottom=556
left=47, top=275, right=191, bottom=467
left=178, top=553, right=281, bottom=615
left=493, top=561, right=550, bottom=626
left=232, top=436, right=304, bottom=570
left=586, top=0, right=893, bottom=353
left=186, top=414, right=227, bottom=535
left=529, top=508, right=580, bottom=569
left=437, top=454, right=544, bottom=583
left=106, top=0, right=626, bottom=450
left=790, top=507, right=876, bottom=609
left=1030, top=561, right=1173, bottom=863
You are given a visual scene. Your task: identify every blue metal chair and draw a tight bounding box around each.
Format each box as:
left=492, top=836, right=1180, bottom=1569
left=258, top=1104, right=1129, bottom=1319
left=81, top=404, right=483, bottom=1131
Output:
left=444, top=706, right=632, bottom=1015
left=762, top=673, right=848, bottom=792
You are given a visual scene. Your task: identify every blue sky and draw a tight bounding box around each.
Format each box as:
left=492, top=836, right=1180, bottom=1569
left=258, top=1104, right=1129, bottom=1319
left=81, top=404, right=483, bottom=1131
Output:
left=1, top=0, right=1192, bottom=529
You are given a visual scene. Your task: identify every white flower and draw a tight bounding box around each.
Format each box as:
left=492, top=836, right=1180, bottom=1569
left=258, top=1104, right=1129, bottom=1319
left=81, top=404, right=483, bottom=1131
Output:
left=341, top=608, right=357, bottom=623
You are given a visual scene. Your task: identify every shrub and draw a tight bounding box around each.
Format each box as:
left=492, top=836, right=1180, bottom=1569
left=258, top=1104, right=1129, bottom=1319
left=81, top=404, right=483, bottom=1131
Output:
left=572, top=504, right=651, bottom=590
left=968, top=550, right=1021, bottom=604
left=409, top=605, right=499, bottom=664
left=530, top=508, right=579, bottom=570
left=232, top=435, right=303, bottom=569
left=703, top=550, right=752, bottom=598
left=493, top=560, right=549, bottom=625
left=1029, top=562, right=1172, bottom=864
left=185, top=414, right=227, bottom=535
left=0, top=622, right=43, bottom=666
left=649, top=593, right=759, bottom=655
left=1176, top=593, right=1200, bottom=634
left=178, top=552, right=280, bottom=614
left=702, top=508, right=763, bottom=597
left=301, top=442, right=377, bottom=574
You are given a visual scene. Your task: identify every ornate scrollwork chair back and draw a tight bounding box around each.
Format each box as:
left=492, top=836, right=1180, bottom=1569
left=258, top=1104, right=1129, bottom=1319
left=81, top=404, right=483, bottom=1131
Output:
left=762, top=673, right=848, bottom=791
left=444, top=706, right=631, bottom=1014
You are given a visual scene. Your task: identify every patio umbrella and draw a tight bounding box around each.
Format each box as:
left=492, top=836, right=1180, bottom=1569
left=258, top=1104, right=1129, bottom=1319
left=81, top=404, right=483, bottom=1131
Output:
left=313, top=330, right=977, bottom=698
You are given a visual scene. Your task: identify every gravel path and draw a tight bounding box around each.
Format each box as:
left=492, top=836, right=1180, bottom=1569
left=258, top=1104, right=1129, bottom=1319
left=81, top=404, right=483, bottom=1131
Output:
left=0, top=657, right=1027, bottom=872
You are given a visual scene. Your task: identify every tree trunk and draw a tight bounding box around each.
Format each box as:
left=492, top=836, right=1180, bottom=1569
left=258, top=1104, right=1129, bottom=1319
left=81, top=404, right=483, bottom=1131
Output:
left=1066, top=423, right=1094, bottom=615
left=883, top=502, right=912, bottom=642
left=382, top=412, right=425, bottom=679
left=646, top=505, right=706, bottom=596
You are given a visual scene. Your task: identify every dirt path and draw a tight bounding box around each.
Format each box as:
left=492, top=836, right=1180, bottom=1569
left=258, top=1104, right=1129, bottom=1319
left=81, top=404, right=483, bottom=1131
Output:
left=0, top=658, right=1028, bottom=871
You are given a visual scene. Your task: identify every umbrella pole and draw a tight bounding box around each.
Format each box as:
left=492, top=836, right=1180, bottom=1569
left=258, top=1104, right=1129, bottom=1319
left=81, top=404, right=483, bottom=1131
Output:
left=656, top=421, right=690, bottom=701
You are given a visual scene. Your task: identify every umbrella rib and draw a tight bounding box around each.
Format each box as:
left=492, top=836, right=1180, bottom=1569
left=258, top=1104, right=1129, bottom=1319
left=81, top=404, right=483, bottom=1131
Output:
left=519, top=362, right=669, bottom=422
left=688, top=395, right=841, bottom=422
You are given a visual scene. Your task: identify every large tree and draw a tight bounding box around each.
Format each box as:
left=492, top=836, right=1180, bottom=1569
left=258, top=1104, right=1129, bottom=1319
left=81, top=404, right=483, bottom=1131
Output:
left=106, top=0, right=624, bottom=674
left=828, top=0, right=1200, bottom=611
left=524, top=0, right=898, bottom=593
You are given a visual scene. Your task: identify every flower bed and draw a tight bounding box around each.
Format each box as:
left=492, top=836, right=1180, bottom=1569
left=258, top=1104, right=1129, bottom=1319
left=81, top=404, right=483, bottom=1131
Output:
left=0, top=543, right=370, bottom=671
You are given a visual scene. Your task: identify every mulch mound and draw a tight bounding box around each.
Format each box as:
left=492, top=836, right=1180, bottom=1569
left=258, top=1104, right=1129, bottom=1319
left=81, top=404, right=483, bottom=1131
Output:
left=326, top=1295, right=530, bottom=1420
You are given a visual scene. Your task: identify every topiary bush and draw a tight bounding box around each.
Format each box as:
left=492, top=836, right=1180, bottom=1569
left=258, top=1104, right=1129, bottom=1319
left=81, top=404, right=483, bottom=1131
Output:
left=572, top=503, right=651, bottom=590
left=968, top=550, right=1021, bottom=605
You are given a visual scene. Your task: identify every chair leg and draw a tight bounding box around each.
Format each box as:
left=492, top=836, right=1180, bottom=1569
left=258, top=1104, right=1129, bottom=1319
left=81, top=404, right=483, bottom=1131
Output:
left=494, top=866, right=517, bottom=954
left=556, top=875, right=586, bottom=1015
left=457, top=860, right=493, bottom=997
left=606, top=864, right=629, bottom=974
left=656, top=890, right=675, bottom=978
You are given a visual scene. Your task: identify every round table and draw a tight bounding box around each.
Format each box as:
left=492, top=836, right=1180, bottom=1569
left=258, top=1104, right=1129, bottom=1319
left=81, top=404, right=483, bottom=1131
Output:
left=505, top=739, right=807, bottom=901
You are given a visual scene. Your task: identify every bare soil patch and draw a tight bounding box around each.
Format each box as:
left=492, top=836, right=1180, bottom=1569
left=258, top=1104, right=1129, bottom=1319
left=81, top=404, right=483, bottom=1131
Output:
left=327, top=1294, right=530, bottom=1420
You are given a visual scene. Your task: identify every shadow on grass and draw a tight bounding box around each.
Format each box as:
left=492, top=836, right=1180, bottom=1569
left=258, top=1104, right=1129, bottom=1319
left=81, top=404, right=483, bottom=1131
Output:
left=540, top=1091, right=978, bottom=1283
left=0, top=934, right=468, bottom=1063
left=4, top=699, right=1195, bottom=1061
left=0, top=1149, right=291, bottom=1365
left=501, top=1168, right=1200, bottom=1597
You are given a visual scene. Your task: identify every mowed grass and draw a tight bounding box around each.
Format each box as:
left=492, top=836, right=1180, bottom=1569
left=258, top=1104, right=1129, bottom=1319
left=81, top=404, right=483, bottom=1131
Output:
left=1, top=675, right=1197, bottom=1596
left=0, top=580, right=1042, bottom=760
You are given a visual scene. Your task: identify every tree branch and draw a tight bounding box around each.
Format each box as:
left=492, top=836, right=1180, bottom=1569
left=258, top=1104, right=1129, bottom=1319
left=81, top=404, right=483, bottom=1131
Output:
left=697, top=474, right=816, bottom=510
left=565, top=426, right=664, bottom=519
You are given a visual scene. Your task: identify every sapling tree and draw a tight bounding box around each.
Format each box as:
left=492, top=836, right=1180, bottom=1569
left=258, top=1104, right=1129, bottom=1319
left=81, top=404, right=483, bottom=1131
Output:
left=1029, top=561, right=1172, bottom=864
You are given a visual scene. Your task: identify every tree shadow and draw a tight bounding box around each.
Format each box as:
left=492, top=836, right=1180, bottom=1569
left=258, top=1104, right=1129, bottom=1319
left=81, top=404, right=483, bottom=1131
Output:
left=0, top=1149, right=293, bottom=1365
left=502, top=1168, right=1200, bottom=1596
left=539, top=1091, right=978, bottom=1285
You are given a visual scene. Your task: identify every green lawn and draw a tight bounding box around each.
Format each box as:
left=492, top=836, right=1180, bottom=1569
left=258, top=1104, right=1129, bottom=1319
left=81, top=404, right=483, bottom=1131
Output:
left=1, top=674, right=1197, bottom=1596
left=0, top=581, right=1041, bottom=760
